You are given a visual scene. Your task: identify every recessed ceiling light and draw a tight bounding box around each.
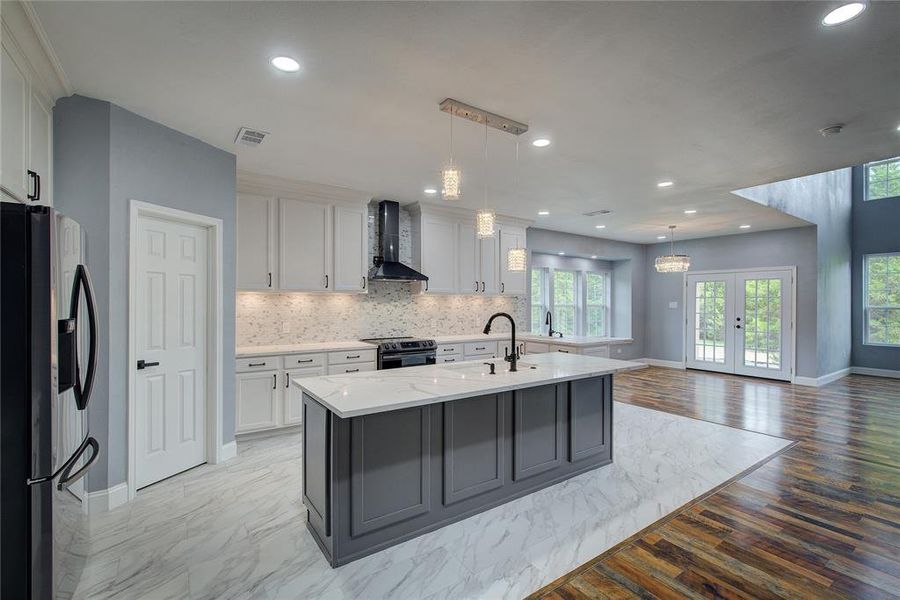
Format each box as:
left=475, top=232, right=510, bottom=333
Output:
left=684, top=209, right=697, bottom=214
left=739, top=224, right=752, bottom=229
left=537, top=210, right=550, bottom=216
left=896, top=124, right=900, bottom=131
left=423, top=188, right=437, bottom=195
left=657, top=235, right=667, bottom=240
left=532, top=138, right=551, bottom=148
left=822, top=2, right=866, bottom=26
left=657, top=181, right=674, bottom=188
left=558, top=251, right=565, bottom=256
left=590, top=255, right=598, bottom=259
left=595, top=224, right=606, bottom=229
left=271, top=56, right=301, bottom=72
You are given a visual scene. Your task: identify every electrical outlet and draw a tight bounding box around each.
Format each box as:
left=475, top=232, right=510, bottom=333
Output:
left=616, top=347, right=622, bottom=354
left=668, top=301, right=678, bottom=309
left=281, top=321, right=290, bottom=333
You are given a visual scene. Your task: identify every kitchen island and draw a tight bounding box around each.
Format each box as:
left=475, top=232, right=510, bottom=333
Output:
left=295, top=352, right=645, bottom=567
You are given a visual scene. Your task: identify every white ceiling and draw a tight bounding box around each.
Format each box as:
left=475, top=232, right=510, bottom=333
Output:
left=33, top=1, right=900, bottom=243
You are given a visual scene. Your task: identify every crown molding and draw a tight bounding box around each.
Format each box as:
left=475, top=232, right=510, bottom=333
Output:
left=237, top=169, right=372, bottom=205
left=408, top=201, right=533, bottom=229
left=2, top=1, right=72, bottom=101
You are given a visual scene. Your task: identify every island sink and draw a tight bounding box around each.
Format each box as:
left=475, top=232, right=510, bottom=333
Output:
left=295, top=352, right=644, bottom=567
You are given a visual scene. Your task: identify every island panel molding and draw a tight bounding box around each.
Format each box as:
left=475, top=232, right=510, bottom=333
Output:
left=443, top=394, right=505, bottom=505
left=513, top=383, right=566, bottom=481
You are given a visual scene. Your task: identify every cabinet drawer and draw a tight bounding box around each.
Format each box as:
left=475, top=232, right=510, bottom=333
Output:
left=328, top=349, right=377, bottom=365
left=581, top=345, right=610, bottom=358
left=438, top=355, right=462, bottom=364
left=464, top=341, right=498, bottom=356
left=437, top=344, right=462, bottom=356
left=549, top=344, right=577, bottom=354
left=327, top=363, right=377, bottom=375
left=525, top=342, right=550, bottom=354
left=282, top=353, right=326, bottom=368
left=236, top=356, right=279, bottom=372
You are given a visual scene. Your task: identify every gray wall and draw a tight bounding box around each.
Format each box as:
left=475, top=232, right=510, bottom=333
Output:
left=643, top=227, right=818, bottom=378
left=734, top=169, right=853, bottom=376
left=850, top=166, right=900, bottom=370
left=527, top=228, right=645, bottom=359
left=54, top=95, right=236, bottom=492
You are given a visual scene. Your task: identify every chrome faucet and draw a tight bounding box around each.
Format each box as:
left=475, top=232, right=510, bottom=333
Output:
left=545, top=310, right=562, bottom=338
left=483, top=312, right=519, bottom=372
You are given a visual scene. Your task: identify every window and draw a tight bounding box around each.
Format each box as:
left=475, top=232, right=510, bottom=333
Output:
left=864, top=253, right=900, bottom=346
left=864, top=157, right=900, bottom=201
left=529, top=268, right=611, bottom=336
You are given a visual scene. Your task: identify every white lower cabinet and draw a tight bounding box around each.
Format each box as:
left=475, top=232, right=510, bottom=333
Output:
left=235, top=370, right=280, bottom=433
left=525, top=341, right=550, bottom=354
left=284, top=367, right=325, bottom=425
left=327, top=363, right=377, bottom=375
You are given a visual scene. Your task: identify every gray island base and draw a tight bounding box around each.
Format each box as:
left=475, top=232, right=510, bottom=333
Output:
left=296, top=353, right=645, bottom=567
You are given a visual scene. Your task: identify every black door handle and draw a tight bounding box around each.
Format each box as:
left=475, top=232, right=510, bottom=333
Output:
left=137, top=360, right=160, bottom=369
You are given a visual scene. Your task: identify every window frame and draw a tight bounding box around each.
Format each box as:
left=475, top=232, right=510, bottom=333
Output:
left=529, top=267, right=612, bottom=336
left=863, top=157, right=900, bottom=202
left=863, top=252, right=900, bottom=347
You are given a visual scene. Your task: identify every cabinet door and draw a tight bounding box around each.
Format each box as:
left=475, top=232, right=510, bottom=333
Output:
left=525, top=341, right=550, bottom=354
left=237, top=194, right=275, bottom=289
left=457, top=223, right=479, bottom=294
left=28, top=91, right=52, bottom=206
left=284, top=367, right=325, bottom=425
left=421, top=216, right=457, bottom=293
left=235, top=371, right=280, bottom=433
left=479, top=237, right=500, bottom=295
left=550, top=344, right=578, bottom=354
left=1, top=44, right=28, bottom=202
left=499, top=227, right=526, bottom=295
left=279, top=197, right=331, bottom=291
left=333, top=205, right=368, bottom=292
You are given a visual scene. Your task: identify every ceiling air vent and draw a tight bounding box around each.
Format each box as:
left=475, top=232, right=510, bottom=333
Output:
left=583, top=209, right=612, bottom=217
left=234, top=127, right=269, bottom=147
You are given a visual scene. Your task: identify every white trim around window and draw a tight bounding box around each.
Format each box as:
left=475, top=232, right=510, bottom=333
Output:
left=863, top=252, right=900, bottom=347
left=529, top=267, right=611, bottom=336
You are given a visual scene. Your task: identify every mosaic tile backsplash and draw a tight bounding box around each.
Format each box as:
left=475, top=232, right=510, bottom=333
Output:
left=236, top=201, right=527, bottom=346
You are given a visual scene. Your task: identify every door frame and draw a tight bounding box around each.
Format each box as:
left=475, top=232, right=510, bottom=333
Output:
left=127, top=200, right=224, bottom=501
left=681, top=266, right=797, bottom=383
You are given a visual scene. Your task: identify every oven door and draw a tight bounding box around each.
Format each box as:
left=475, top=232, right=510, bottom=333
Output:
left=380, top=350, right=437, bottom=370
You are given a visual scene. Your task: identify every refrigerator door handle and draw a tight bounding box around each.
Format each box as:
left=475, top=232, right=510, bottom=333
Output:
left=25, top=434, right=96, bottom=487
left=70, top=264, right=99, bottom=410
left=57, top=437, right=100, bottom=491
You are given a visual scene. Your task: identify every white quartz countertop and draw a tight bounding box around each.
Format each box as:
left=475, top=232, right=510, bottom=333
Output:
left=295, top=352, right=646, bottom=418
left=518, top=334, right=634, bottom=347
left=236, top=340, right=376, bottom=358
left=430, top=333, right=513, bottom=344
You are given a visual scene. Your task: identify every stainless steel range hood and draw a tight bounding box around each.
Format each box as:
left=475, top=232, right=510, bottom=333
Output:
left=368, top=200, right=428, bottom=282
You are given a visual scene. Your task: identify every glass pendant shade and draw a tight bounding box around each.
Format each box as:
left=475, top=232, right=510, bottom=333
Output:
left=441, top=165, right=460, bottom=201
left=507, top=247, right=527, bottom=272
left=654, top=254, right=691, bottom=273
left=475, top=208, right=496, bottom=239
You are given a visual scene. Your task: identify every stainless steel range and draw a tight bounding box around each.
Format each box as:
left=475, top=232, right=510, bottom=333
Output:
left=360, top=336, right=436, bottom=370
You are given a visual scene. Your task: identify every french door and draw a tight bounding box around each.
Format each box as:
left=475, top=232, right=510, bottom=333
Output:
left=685, top=269, right=793, bottom=381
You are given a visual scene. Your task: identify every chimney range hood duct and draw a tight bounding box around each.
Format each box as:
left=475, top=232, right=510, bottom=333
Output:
left=368, top=200, right=429, bottom=282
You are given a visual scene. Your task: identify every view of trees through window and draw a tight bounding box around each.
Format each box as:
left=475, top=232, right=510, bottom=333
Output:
left=865, top=157, right=900, bottom=201
left=865, top=253, right=900, bottom=346
left=530, top=268, right=610, bottom=336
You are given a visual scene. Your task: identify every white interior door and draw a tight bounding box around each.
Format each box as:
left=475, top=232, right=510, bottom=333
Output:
left=685, top=269, right=793, bottom=381
left=685, top=273, right=736, bottom=374
left=734, top=271, right=793, bottom=380
left=135, top=215, right=208, bottom=489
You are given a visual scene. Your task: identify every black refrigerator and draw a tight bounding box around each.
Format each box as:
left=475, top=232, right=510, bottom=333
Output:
left=1, top=203, right=101, bottom=599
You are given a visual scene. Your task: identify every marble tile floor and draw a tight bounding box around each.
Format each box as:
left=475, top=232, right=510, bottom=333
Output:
left=72, top=403, right=792, bottom=600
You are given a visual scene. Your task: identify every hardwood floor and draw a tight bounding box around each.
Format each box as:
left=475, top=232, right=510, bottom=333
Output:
left=530, top=367, right=900, bottom=600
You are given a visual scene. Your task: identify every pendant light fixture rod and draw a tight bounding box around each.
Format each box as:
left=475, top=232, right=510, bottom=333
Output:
left=439, top=98, right=528, bottom=136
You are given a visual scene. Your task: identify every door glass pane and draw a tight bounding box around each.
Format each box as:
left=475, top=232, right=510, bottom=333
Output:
left=553, top=270, right=576, bottom=335
left=694, top=281, right=726, bottom=363
left=743, top=278, right=781, bottom=369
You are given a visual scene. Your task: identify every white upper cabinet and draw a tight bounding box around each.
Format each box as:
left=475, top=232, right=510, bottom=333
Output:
left=420, top=215, right=458, bottom=293
left=28, top=91, right=52, bottom=206
left=333, top=204, right=368, bottom=292
left=2, top=43, right=29, bottom=202
left=237, top=194, right=276, bottom=290
left=279, top=197, right=332, bottom=291
left=411, top=203, right=529, bottom=296
left=499, top=226, right=527, bottom=295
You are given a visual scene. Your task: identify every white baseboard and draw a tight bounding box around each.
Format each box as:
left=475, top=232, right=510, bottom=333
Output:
left=637, top=358, right=685, bottom=370
left=84, top=482, right=129, bottom=515
left=851, top=366, right=900, bottom=379
left=220, top=441, right=237, bottom=461
left=794, top=367, right=852, bottom=387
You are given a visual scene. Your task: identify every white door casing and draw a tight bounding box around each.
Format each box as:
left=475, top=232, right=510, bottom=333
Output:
left=134, top=215, right=208, bottom=489
left=685, top=268, right=795, bottom=382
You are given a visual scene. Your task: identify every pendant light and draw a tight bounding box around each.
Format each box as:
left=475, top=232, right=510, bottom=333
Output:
left=654, top=225, right=691, bottom=273
left=441, top=109, right=461, bottom=201
left=475, top=119, right=496, bottom=239
left=507, top=139, right=527, bottom=272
